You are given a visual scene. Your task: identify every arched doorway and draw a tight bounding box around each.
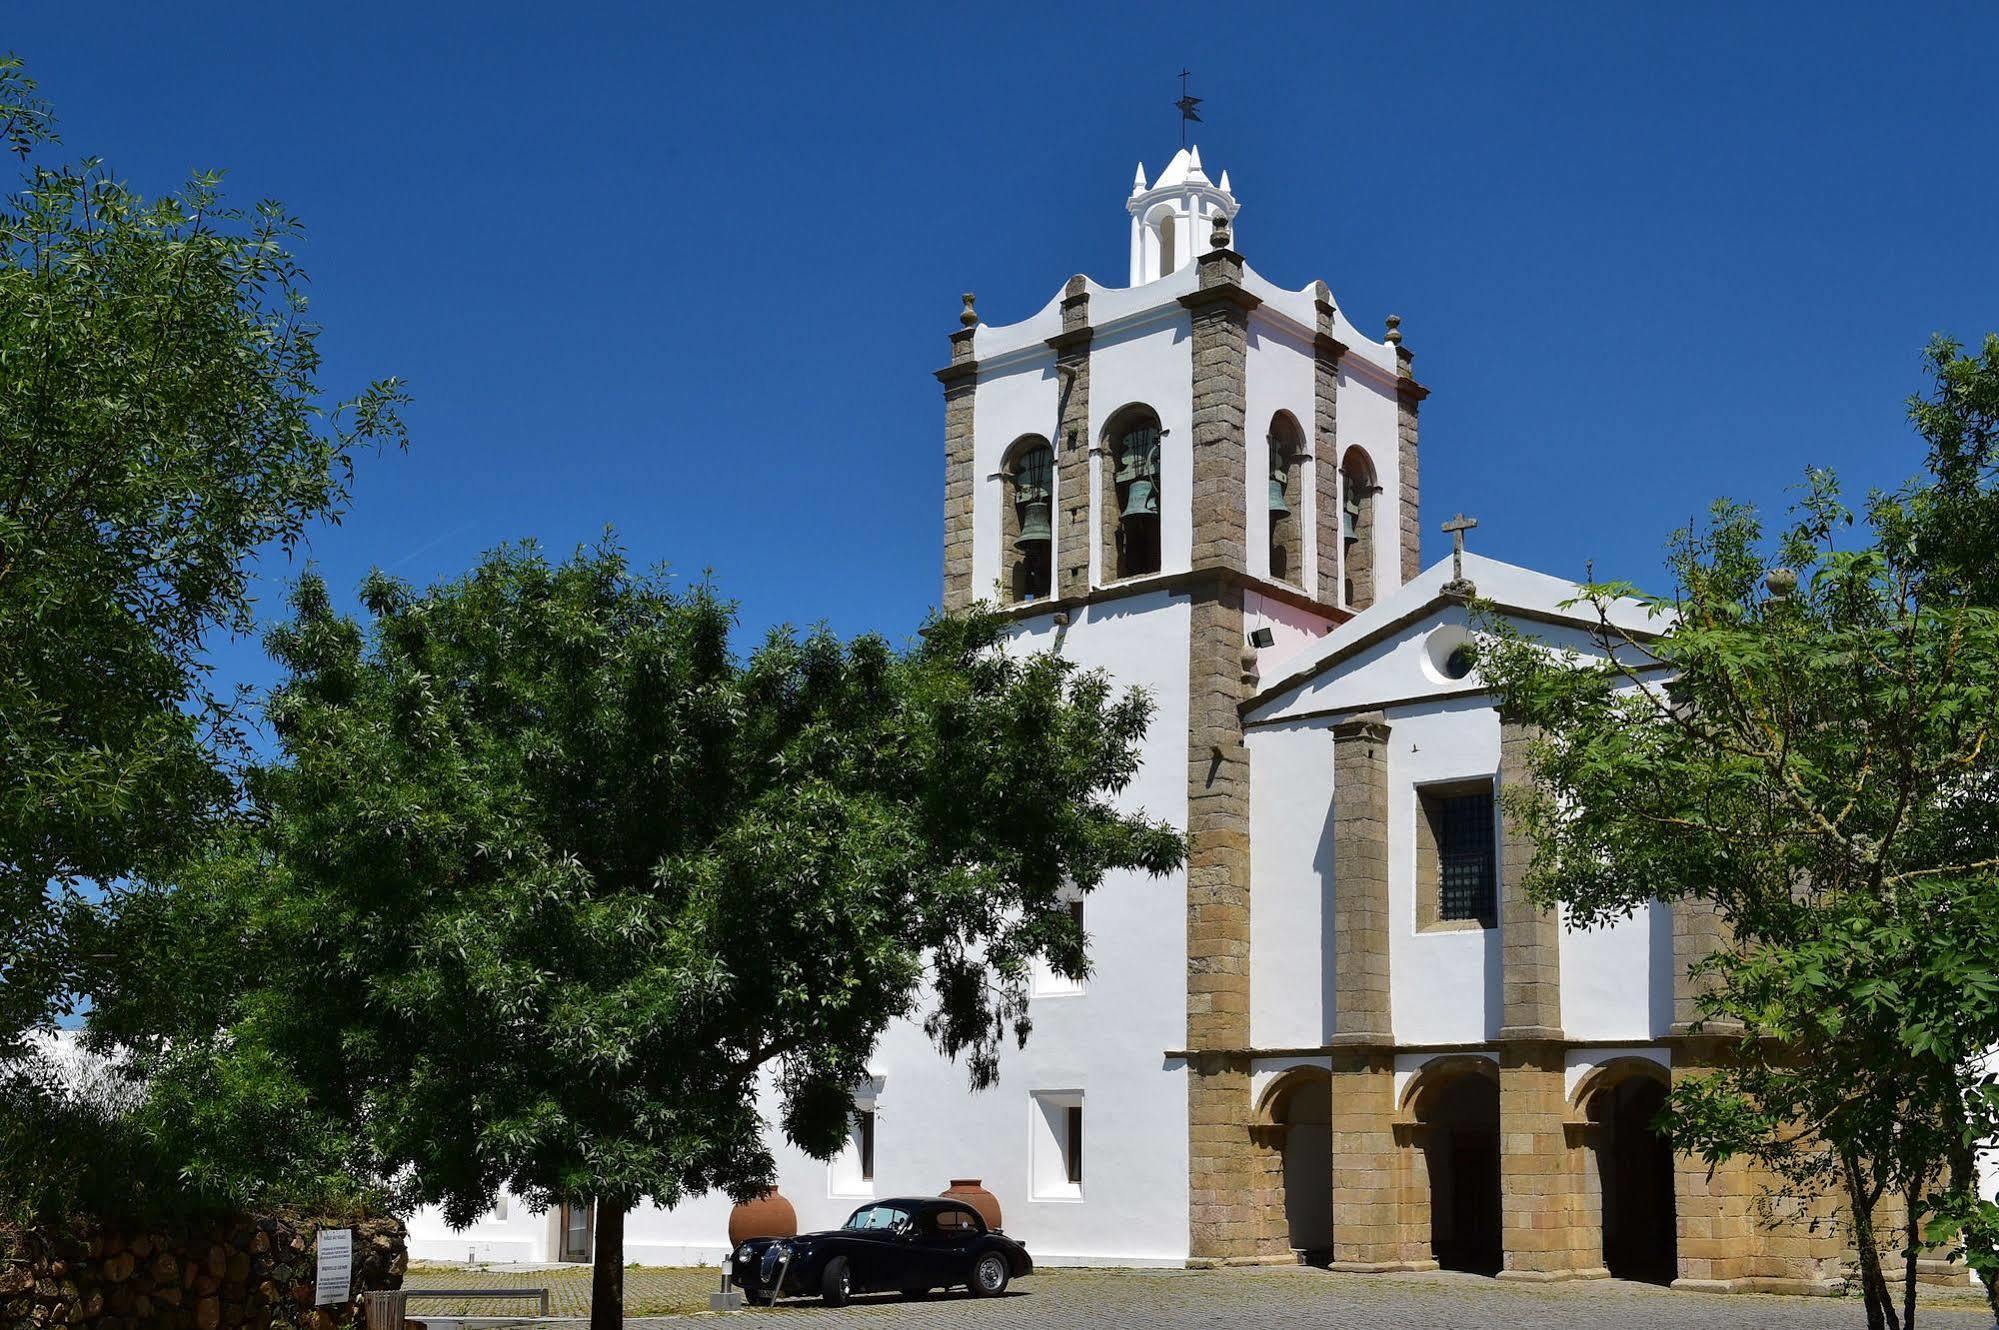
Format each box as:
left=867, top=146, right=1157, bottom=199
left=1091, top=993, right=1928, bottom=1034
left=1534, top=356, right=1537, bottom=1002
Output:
left=1405, top=1061, right=1501, bottom=1275
left=1259, top=1069, right=1331, bottom=1257
left=1587, top=1070, right=1677, bottom=1283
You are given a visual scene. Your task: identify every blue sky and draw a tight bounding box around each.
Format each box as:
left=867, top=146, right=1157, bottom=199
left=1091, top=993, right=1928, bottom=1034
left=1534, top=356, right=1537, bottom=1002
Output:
left=13, top=2, right=1996, bottom=696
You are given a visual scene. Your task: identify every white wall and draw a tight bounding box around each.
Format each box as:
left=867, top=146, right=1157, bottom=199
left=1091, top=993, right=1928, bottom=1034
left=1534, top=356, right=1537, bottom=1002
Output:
left=407, top=593, right=1196, bottom=1269
left=1243, top=315, right=1318, bottom=588
left=1247, top=718, right=1338, bottom=1049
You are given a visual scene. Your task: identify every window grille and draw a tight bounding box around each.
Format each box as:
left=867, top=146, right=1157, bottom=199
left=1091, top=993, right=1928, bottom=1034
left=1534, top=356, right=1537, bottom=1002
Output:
left=1435, top=790, right=1496, bottom=924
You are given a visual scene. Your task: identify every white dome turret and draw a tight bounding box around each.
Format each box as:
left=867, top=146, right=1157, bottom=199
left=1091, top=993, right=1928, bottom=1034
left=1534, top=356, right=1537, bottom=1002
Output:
left=1126, top=145, right=1238, bottom=285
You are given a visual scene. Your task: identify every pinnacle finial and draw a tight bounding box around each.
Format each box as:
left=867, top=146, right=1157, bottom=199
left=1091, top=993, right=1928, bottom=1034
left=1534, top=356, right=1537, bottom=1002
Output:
left=960, top=293, right=978, bottom=329
left=1132, top=161, right=1148, bottom=194
left=1210, top=210, right=1231, bottom=251
left=1384, top=314, right=1403, bottom=345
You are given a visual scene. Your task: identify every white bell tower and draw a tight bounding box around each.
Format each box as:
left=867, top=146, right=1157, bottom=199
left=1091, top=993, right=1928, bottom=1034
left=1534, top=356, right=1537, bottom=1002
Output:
left=1126, top=145, right=1238, bottom=285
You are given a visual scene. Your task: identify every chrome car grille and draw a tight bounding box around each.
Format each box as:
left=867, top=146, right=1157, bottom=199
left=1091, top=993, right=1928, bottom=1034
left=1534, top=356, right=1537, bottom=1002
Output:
left=759, top=1245, right=784, bottom=1285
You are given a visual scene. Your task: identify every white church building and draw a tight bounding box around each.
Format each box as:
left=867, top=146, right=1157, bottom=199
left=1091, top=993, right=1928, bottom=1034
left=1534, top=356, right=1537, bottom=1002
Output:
left=407, top=146, right=1944, bottom=1292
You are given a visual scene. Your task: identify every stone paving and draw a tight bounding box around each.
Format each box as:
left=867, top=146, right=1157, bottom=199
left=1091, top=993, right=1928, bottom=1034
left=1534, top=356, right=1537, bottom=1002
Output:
left=404, top=1262, right=1998, bottom=1328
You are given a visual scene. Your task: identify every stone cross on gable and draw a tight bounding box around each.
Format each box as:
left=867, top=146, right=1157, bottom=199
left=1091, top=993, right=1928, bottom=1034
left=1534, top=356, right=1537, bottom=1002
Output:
left=1441, top=513, right=1478, bottom=597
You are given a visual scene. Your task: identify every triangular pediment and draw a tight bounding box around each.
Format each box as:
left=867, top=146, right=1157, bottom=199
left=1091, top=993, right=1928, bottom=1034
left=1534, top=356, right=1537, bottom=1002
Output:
left=1244, top=553, right=1668, bottom=726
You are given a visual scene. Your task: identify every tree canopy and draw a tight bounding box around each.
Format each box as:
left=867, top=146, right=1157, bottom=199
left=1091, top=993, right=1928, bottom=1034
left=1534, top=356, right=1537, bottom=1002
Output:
left=0, top=52, right=406, bottom=1058
left=93, top=542, right=1183, bottom=1324
left=1478, top=335, right=1999, bottom=1330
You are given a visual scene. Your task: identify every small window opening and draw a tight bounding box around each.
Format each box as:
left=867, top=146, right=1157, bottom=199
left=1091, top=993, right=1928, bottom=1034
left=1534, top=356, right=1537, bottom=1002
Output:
left=857, top=1108, right=875, bottom=1181
left=1065, top=1105, right=1084, bottom=1185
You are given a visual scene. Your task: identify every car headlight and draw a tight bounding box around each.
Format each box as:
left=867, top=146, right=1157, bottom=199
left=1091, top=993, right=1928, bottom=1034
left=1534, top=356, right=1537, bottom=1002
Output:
left=736, top=1243, right=754, bottom=1263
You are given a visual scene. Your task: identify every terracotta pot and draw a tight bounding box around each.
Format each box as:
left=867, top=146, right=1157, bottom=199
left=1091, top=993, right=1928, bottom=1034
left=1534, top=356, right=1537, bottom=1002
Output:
left=941, top=1179, right=1001, bottom=1230
left=727, top=1189, right=797, bottom=1247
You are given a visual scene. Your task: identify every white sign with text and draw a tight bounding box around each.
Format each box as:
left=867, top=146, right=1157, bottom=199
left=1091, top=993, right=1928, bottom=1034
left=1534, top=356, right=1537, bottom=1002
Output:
left=314, top=1228, right=353, bottom=1306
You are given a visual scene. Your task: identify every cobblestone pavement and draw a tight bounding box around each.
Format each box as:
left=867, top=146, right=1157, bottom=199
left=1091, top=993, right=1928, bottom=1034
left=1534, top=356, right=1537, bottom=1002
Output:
left=405, top=1263, right=1997, bottom=1328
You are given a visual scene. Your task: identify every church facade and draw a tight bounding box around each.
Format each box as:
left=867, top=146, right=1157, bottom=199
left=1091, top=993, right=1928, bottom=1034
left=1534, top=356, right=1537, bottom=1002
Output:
left=406, top=147, right=1917, bottom=1291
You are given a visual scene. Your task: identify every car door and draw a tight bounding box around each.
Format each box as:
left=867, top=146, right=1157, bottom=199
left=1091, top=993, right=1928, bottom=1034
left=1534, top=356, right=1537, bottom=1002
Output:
left=923, top=1204, right=984, bottom=1287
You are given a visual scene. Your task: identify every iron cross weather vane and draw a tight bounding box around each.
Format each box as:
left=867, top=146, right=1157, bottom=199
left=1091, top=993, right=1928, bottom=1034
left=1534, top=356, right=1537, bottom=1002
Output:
left=1176, top=69, right=1202, bottom=147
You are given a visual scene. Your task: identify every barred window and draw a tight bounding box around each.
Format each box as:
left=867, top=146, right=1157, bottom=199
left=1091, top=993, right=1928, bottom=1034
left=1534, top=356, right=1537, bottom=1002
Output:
left=1420, top=784, right=1496, bottom=927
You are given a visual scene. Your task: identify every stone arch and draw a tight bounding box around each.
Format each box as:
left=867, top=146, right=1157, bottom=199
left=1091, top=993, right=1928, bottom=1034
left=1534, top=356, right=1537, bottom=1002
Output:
left=1265, top=411, right=1305, bottom=586
left=1572, top=1058, right=1677, bottom=1283
left=1396, top=1056, right=1501, bottom=1275
left=1253, top=1067, right=1331, bottom=1257
left=1000, top=434, right=1054, bottom=603
left=1100, top=403, right=1163, bottom=581
left=1339, top=446, right=1378, bottom=610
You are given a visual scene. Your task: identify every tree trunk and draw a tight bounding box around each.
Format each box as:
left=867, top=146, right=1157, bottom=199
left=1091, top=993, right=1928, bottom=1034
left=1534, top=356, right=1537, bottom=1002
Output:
left=590, top=1197, right=626, bottom=1330
left=1846, top=1150, right=1898, bottom=1330
left=1902, top=1177, right=1920, bottom=1330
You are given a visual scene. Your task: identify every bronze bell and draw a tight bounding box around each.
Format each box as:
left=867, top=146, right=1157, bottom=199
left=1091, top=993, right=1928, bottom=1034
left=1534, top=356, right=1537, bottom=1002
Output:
left=1269, top=474, right=1290, bottom=521
left=1014, top=498, right=1053, bottom=550
left=1343, top=493, right=1361, bottom=540
left=1120, top=478, right=1159, bottom=518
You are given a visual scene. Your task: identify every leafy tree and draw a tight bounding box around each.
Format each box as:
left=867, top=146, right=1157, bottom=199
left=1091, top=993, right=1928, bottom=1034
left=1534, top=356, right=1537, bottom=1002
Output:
left=0, top=52, right=406, bottom=1070
left=1478, top=339, right=1999, bottom=1330
left=94, top=542, right=1182, bottom=1327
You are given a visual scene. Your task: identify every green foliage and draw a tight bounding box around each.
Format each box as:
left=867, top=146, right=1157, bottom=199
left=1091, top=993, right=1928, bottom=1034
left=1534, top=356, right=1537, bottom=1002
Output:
left=92, top=542, right=1182, bottom=1242
left=0, top=52, right=407, bottom=1063
left=1477, top=338, right=1999, bottom=1329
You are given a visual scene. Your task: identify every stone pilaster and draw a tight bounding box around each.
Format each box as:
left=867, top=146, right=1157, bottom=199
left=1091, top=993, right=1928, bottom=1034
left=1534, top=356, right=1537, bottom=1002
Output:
left=1184, top=577, right=1256, bottom=1264
left=1497, top=1042, right=1592, bottom=1280
left=937, top=325, right=979, bottom=611
left=1669, top=1057, right=1762, bottom=1291
left=1671, top=895, right=1738, bottom=1035
left=1328, top=1048, right=1405, bottom=1270
left=1394, top=347, right=1427, bottom=591
left=1180, top=246, right=1259, bottom=576
left=1047, top=277, right=1093, bottom=600
left=1312, top=287, right=1346, bottom=607
left=1498, top=719, right=1563, bottom=1041
left=1331, top=713, right=1392, bottom=1041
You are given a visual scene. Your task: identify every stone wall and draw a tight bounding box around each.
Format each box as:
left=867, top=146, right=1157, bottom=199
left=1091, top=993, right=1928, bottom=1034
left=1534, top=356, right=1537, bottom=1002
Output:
left=0, top=1215, right=405, bottom=1330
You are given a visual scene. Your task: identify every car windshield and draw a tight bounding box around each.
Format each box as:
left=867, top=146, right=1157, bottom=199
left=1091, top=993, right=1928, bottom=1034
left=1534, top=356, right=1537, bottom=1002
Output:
left=842, top=1203, right=915, bottom=1232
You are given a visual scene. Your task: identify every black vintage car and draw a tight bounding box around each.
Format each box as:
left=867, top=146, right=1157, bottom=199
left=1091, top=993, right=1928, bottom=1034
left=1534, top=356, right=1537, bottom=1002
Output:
left=730, top=1197, right=1032, bottom=1306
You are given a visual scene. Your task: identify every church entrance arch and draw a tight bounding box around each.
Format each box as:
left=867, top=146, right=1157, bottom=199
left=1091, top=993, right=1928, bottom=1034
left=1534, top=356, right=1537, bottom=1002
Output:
left=1257, top=1068, right=1331, bottom=1256
left=1400, top=1057, right=1501, bottom=1275
left=1577, top=1061, right=1677, bottom=1283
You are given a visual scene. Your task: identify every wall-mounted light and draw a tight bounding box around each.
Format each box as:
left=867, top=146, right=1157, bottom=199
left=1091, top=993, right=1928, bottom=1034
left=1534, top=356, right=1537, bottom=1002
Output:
left=1247, top=627, right=1276, bottom=649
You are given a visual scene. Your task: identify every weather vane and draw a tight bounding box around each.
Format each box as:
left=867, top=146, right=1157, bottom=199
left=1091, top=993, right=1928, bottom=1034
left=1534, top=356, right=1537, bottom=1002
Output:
left=1176, top=69, right=1202, bottom=148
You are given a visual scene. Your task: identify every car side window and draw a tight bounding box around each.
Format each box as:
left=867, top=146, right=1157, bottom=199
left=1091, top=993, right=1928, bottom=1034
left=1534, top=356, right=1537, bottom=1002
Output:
left=932, top=1206, right=981, bottom=1240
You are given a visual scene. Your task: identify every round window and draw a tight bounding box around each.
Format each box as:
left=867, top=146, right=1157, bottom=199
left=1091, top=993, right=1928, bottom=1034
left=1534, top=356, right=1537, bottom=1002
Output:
left=1421, top=626, right=1480, bottom=685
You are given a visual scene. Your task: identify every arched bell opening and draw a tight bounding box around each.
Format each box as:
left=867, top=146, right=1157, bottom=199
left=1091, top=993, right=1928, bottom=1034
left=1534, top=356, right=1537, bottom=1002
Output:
left=1581, top=1065, right=1677, bottom=1284
left=1339, top=447, right=1377, bottom=610
left=1001, top=436, right=1055, bottom=603
left=1266, top=412, right=1304, bottom=586
left=1403, top=1060, right=1501, bottom=1276
left=1101, top=405, right=1162, bottom=580
left=1257, top=1069, right=1331, bottom=1258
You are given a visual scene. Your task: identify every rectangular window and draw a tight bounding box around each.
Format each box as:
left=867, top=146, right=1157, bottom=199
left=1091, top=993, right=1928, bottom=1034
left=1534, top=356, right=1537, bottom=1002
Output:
left=1419, top=782, right=1497, bottom=928
left=857, top=1109, right=875, bottom=1182
left=1030, top=1091, right=1085, bottom=1200
left=1065, top=1105, right=1083, bottom=1185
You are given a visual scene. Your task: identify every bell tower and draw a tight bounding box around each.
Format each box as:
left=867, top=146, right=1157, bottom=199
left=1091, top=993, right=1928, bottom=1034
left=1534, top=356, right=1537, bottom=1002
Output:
left=935, top=146, right=1427, bottom=1266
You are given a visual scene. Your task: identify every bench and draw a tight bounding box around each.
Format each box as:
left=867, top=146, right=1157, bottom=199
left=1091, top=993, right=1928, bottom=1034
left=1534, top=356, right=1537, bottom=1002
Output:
left=363, top=1287, right=552, bottom=1328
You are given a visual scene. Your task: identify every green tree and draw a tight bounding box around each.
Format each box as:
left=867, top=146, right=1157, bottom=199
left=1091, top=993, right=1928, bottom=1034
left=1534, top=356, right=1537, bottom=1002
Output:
left=0, top=52, right=406, bottom=1067
left=95, top=542, right=1182, bottom=1328
left=1478, top=339, right=1999, bottom=1330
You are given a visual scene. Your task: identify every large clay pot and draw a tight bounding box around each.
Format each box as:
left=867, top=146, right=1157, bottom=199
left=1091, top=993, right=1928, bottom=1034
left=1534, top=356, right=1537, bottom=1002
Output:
left=941, top=1179, right=1001, bottom=1230
left=727, top=1189, right=798, bottom=1247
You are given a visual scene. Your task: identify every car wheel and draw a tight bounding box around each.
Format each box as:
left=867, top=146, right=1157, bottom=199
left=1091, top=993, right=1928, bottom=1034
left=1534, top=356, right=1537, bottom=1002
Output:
left=970, top=1252, right=1010, bottom=1297
left=821, top=1256, right=853, bottom=1307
